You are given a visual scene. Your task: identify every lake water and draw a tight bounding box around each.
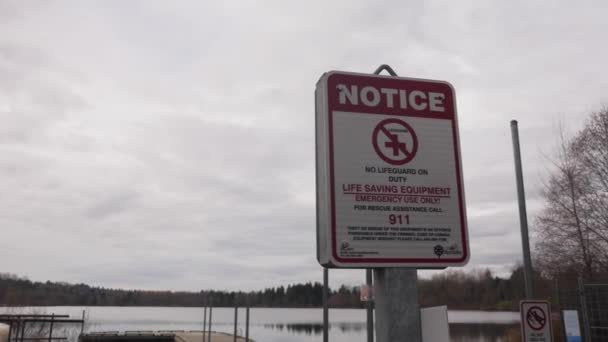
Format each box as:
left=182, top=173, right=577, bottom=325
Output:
left=4, top=306, right=520, bottom=342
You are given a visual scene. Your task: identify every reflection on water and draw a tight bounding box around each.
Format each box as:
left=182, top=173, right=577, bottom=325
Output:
left=450, top=323, right=519, bottom=342
left=264, top=322, right=365, bottom=335
left=8, top=307, right=520, bottom=342
left=265, top=323, right=323, bottom=335
left=263, top=321, right=517, bottom=342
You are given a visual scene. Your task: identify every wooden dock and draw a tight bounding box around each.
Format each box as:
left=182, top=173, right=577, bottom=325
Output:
left=176, top=332, right=249, bottom=342
left=79, top=331, right=252, bottom=342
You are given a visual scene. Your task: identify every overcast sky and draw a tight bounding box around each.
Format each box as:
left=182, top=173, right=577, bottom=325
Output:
left=2, top=1, right=608, bottom=292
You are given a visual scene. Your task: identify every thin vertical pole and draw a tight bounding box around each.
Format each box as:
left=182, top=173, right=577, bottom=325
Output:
left=323, top=267, right=329, bottom=342
left=16, top=320, right=21, bottom=342
left=202, top=306, right=207, bottom=342
left=245, top=307, right=250, bottom=342
left=578, top=277, right=592, bottom=342
left=7, top=322, right=12, bottom=342
left=48, top=314, right=54, bottom=342
left=233, top=305, right=238, bottom=342
left=207, top=306, right=213, bottom=342
left=20, top=320, right=25, bottom=342
left=510, top=120, right=535, bottom=299
left=81, top=310, right=85, bottom=334
left=14, top=320, right=19, bottom=342
left=366, top=269, right=374, bottom=342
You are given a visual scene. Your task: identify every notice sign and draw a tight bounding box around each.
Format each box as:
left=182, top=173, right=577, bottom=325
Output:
left=520, top=301, right=553, bottom=342
left=315, top=71, right=469, bottom=268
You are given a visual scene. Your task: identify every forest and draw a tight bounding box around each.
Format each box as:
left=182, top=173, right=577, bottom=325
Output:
left=0, top=266, right=572, bottom=310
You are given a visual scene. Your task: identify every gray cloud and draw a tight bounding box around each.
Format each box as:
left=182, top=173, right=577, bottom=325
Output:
left=1, top=1, right=607, bottom=291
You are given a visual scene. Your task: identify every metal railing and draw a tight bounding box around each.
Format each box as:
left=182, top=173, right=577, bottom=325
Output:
left=557, top=277, right=608, bottom=341
left=1, top=312, right=85, bottom=342
left=201, top=305, right=250, bottom=342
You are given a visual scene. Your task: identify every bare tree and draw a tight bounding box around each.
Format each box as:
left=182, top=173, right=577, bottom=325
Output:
left=576, top=108, right=608, bottom=271
left=535, top=111, right=608, bottom=280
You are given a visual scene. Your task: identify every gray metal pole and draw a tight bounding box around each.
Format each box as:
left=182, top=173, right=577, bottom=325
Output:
left=366, top=269, right=374, bottom=342
left=14, top=320, right=19, bottom=342
left=202, top=306, right=207, bottom=342
left=233, top=305, right=238, bottom=342
left=207, top=306, right=212, bottom=342
left=371, top=65, right=421, bottom=342
left=15, top=319, right=20, bottom=342
left=47, top=314, right=54, bottom=342
left=81, top=310, right=85, bottom=334
left=578, top=277, right=592, bottom=342
left=374, top=268, right=421, bottom=342
left=245, top=307, right=250, bottom=342
left=510, top=120, right=535, bottom=299
left=323, top=267, right=329, bottom=342
left=20, top=319, right=25, bottom=342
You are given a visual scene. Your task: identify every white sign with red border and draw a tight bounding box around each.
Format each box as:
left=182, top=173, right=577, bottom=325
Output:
left=520, top=300, right=553, bottom=342
left=315, top=71, right=469, bottom=268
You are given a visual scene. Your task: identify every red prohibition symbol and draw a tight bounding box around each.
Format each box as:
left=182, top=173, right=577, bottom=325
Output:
left=526, top=306, right=547, bottom=331
left=372, top=118, right=418, bottom=166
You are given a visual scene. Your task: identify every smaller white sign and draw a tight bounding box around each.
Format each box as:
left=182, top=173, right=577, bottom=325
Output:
left=562, top=310, right=581, bottom=342
left=520, top=300, right=553, bottom=342
left=421, top=306, right=449, bottom=342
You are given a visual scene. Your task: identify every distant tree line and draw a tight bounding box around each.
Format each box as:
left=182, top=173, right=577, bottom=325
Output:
left=0, top=274, right=327, bottom=307
left=0, top=267, right=557, bottom=310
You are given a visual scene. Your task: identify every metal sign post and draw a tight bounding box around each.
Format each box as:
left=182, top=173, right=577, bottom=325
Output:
left=374, top=268, right=421, bottom=342
left=365, top=268, right=374, bottom=342
left=323, top=267, right=329, bottom=342
left=510, top=120, right=535, bottom=299
left=202, top=306, right=207, bottom=342
left=207, top=306, right=212, bottom=342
